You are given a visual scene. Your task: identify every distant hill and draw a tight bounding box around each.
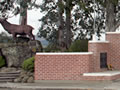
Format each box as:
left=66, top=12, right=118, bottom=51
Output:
left=35, top=36, right=49, bottom=48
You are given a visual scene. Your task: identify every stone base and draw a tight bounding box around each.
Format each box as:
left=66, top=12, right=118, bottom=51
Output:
left=0, top=40, right=42, bottom=67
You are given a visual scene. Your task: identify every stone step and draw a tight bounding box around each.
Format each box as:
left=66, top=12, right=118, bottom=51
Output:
left=0, top=77, right=16, bottom=79
left=0, top=72, right=20, bottom=77
left=0, top=73, right=20, bottom=77
left=0, top=71, right=20, bottom=74
left=0, top=79, right=13, bottom=83
left=0, top=77, right=16, bottom=83
left=0, top=71, right=20, bottom=82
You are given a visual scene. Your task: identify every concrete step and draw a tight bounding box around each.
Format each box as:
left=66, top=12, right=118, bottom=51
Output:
left=83, top=70, right=120, bottom=81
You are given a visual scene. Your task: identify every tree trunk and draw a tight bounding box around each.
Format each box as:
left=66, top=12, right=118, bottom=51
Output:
left=19, top=0, right=28, bottom=25
left=65, top=0, right=72, bottom=49
left=106, top=0, right=116, bottom=32
left=19, top=8, right=27, bottom=25
left=58, top=0, right=67, bottom=51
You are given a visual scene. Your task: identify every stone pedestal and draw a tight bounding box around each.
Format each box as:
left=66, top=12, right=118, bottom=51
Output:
left=0, top=40, right=42, bottom=67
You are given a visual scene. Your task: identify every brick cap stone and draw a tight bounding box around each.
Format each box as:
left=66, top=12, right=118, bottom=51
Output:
left=83, top=71, right=120, bottom=76
left=36, top=52, right=93, bottom=55
left=89, top=41, right=109, bottom=43
left=106, top=32, right=120, bottom=34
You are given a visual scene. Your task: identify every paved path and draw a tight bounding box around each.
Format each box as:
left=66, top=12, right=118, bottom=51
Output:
left=0, top=80, right=120, bottom=90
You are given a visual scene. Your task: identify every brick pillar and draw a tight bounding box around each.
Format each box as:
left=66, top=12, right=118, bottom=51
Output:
left=106, top=32, right=120, bottom=69
left=88, top=41, right=109, bottom=72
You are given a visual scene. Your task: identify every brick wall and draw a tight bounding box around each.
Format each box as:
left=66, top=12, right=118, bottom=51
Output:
left=35, top=53, right=93, bottom=80
left=35, top=32, right=120, bottom=81
left=106, top=32, right=120, bottom=70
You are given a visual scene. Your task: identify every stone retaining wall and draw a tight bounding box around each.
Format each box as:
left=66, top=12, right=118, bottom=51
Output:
left=0, top=41, right=42, bottom=67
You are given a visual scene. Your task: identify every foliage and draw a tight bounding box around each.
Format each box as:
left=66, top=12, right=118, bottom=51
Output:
left=22, top=57, right=35, bottom=72
left=32, top=48, right=37, bottom=53
left=38, top=0, right=120, bottom=47
left=0, top=0, right=40, bottom=18
left=38, top=0, right=58, bottom=44
left=68, top=40, right=88, bottom=52
left=44, top=43, right=61, bottom=52
left=105, top=0, right=120, bottom=31
left=0, top=56, right=5, bottom=68
left=0, top=32, right=13, bottom=43
left=1, top=0, right=120, bottom=48
left=38, top=0, right=106, bottom=48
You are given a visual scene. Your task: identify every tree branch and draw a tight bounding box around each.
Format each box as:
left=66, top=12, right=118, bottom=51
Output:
left=115, top=20, right=120, bottom=30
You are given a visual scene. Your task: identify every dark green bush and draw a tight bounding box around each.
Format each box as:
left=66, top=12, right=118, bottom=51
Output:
left=44, top=43, right=60, bottom=52
left=22, top=57, right=35, bottom=72
left=0, top=32, right=13, bottom=43
left=0, top=56, right=5, bottom=68
left=68, top=40, right=88, bottom=52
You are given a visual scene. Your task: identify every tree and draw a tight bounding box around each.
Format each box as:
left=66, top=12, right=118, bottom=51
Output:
left=105, top=0, right=120, bottom=32
left=57, top=0, right=66, bottom=50
left=0, top=0, right=39, bottom=19
left=0, top=32, right=13, bottom=43
left=0, top=0, right=16, bottom=18
left=57, top=0, right=75, bottom=49
left=96, top=0, right=120, bottom=32
left=38, top=0, right=59, bottom=45
left=19, top=0, right=28, bottom=25
left=38, top=0, right=105, bottom=50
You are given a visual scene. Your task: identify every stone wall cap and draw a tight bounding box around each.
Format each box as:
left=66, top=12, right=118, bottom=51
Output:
left=36, top=52, right=93, bottom=55
left=83, top=71, right=120, bottom=76
left=89, top=41, right=109, bottom=43
left=106, top=32, right=120, bottom=34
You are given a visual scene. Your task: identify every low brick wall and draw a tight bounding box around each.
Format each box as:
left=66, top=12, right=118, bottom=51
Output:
left=35, top=52, right=93, bottom=80
left=35, top=32, right=120, bottom=81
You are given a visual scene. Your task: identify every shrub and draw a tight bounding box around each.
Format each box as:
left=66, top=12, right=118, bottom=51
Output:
left=44, top=43, right=60, bottom=52
left=68, top=40, right=88, bottom=52
left=0, top=56, right=5, bottom=68
left=22, top=57, right=35, bottom=72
